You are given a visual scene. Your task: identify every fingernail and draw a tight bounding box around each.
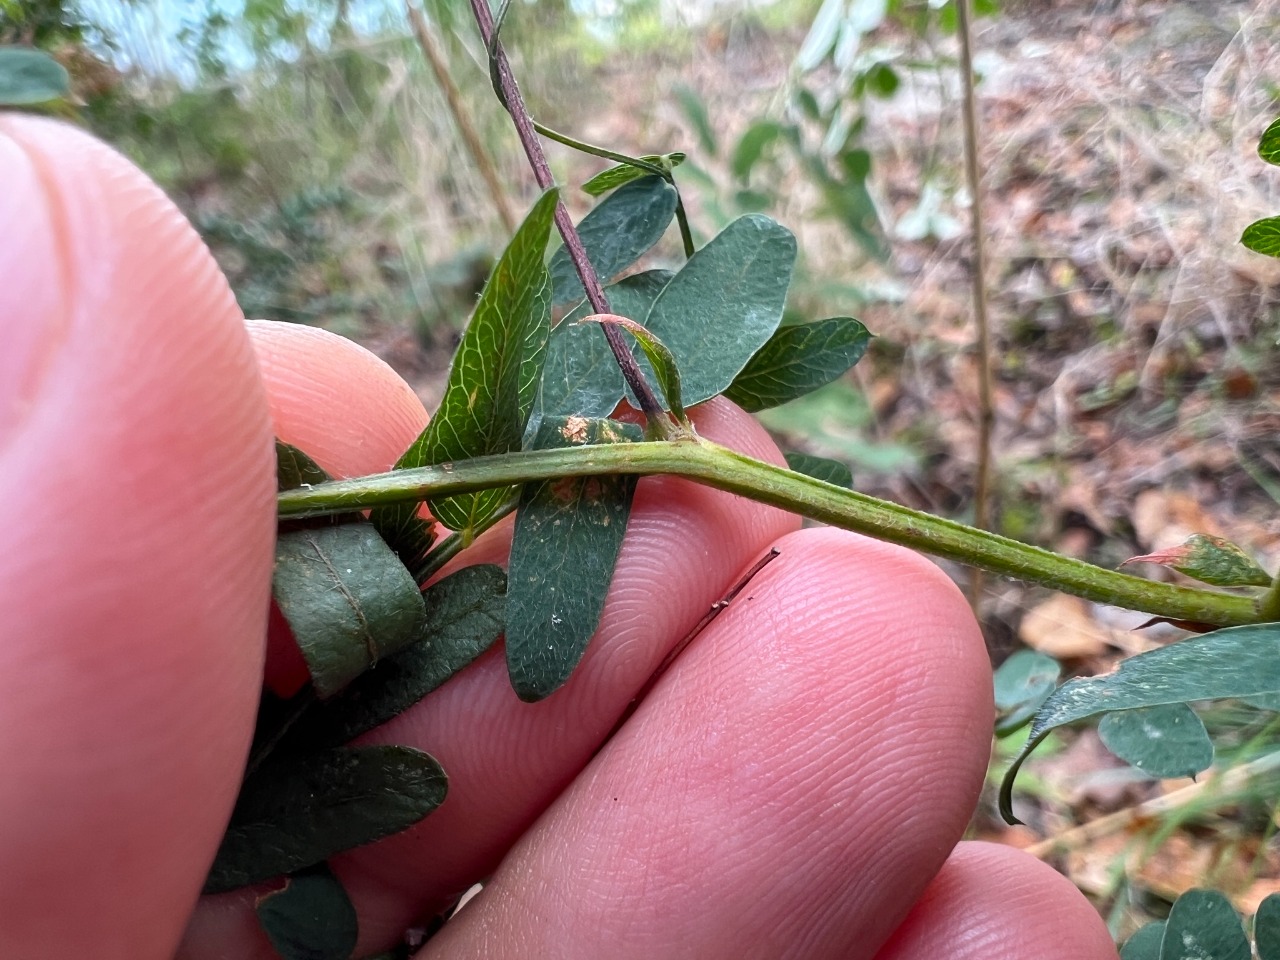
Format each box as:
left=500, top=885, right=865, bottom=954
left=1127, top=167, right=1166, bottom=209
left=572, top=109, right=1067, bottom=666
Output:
left=0, top=117, right=68, bottom=450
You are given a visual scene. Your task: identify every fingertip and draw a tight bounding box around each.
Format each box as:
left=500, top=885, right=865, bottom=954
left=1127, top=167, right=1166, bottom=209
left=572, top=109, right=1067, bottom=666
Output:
left=0, top=116, right=275, bottom=957
left=246, top=319, right=429, bottom=478
left=876, top=842, right=1118, bottom=960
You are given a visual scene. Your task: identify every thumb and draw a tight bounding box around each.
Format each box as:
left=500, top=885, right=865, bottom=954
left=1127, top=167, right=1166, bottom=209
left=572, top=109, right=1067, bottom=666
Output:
left=0, top=116, right=275, bottom=958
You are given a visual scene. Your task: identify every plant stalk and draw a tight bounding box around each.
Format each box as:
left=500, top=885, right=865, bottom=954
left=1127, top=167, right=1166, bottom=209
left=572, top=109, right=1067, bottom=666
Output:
left=277, top=439, right=1260, bottom=628
left=467, top=0, right=670, bottom=428
left=406, top=2, right=518, bottom=232
left=956, top=0, right=996, bottom=611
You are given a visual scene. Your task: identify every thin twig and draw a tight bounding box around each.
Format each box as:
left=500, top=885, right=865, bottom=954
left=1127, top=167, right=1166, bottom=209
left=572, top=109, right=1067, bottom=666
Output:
left=605, top=548, right=782, bottom=742
left=955, top=0, right=995, bottom=613
left=467, top=0, right=671, bottom=428
left=406, top=3, right=517, bottom=232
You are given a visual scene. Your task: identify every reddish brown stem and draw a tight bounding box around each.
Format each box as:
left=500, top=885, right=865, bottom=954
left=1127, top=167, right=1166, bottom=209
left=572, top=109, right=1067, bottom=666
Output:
left=467, top=0, right=667, bottom=423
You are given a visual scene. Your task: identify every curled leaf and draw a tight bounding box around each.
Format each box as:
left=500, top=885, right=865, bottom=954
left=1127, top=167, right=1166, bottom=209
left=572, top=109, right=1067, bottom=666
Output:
left=291, top=564, right=507, bottom=749
left=581, top=152, right=686, bottom=196
left=1000, top=622, right=1280, bottom=822
left=1123, top=534, right=1272, bottom=588
left=576, top=314, right=687, bottom=424
left=273, top=525, right=427, bottom=698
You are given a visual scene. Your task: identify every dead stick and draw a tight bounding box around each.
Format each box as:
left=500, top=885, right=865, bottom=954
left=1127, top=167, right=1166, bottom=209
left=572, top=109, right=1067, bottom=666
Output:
left=406, top=3, right=518, bottom=233
left=955, top=0, right=996, bottom=613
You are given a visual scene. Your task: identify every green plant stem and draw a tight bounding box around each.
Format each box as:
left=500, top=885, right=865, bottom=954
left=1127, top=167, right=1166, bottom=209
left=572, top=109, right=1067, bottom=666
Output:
left=1257, top=573, right=1280, bottom=623
left=417, top=495, right=519, bottom=584
left=278, top=439, right=1261, bottom=628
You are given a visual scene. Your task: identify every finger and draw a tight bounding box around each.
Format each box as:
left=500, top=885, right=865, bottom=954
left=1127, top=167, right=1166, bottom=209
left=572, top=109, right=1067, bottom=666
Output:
left=422, top=528, right=993, bottom=959
left=0, top=116, right=275, bottom=959
left=245, top=319, right=430, bottom=695
left=182, top=396, right=802, bottom=957
left=874, top=842, right=1118, bottom=960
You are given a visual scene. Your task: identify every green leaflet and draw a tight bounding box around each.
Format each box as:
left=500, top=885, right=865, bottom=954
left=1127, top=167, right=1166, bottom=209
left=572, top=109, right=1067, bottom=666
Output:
left=255, top=863, right=358, bottom=960
left=731, top=120, right=786, bottom=183
left=549, top=175, right=677, bottom=307
left=1259, top=116, right=1280, bottom=166
left=1160, top=890, right=1249, bottom=960
left=0, top=47, right=69, bottom=106
left=1125, top=534, right=1272, bottom=588
left=506, top=417, right=643, bottom=701
left=1256, top=893, right=1280, bottom=960
left=783, top=452, right=852, bottom=489
left=290, top=564, right=507, bottom=749
left=1098, top=703, right=1213, bottom=780
left=577, top=314, right=687, bottom=425
left=723, top=316, right=871, bottom=412
left=1000, top=623, right=1280, bottom=822
left=537, top=270, right=672, bottom=424
left=992, top=649, right=1060, bottom=738
left=204, top=745, right=446, bottom=893
left=643, top=214, right=796, bottom=406
left=273, top=525, right=427, bottom=699
left=1242, top=216, right=1280, bottom=259
left=1121, top=922, right=1165, bottom=960
left=276, top=440, right=331, bottom=491
left=581, top=153, right=686, bottom=197
left=379, top=190, right=558, bottom=540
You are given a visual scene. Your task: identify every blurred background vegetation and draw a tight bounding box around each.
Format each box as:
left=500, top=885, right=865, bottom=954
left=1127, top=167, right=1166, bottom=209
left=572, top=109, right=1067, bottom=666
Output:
left=11, top=0, right=1280, bottom=937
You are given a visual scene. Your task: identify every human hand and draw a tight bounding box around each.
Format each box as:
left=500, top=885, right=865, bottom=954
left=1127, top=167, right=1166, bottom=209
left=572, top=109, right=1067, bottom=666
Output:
left=0, top=116, right=1118, bottom=960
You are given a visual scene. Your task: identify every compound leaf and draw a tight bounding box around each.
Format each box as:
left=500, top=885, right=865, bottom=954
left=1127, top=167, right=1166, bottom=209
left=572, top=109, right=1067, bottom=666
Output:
left=723, top=316, right=871, bottom=412
left=273, top=525, right=426, bottom=698
left=993, top=649, right=1060, bottom=738
left=0, top=47, right=69, bottom=106
left=205, top=745, right=446, bottom=893
left=1000, top=623, right=1280, bottom=822
left=538, top=269, right=672, bottom=423
left=549, top=176, right=677, bottom=306
left=506, top=416, right=642, bottom=701
left=1098, top=703, right=1214, bottom=779
left=293, top=565, right=507, bottom=749
left=643, top=214, right=796, bottom=406
left=1161, top=890, right=1248, bottom=960
left=379, top=189, right=558, bottom=540
left=255, top=863, right=358, bottom=960
left=582, top=153, right=686, bottom=196
left=783, top=452, right=852, bottom=489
